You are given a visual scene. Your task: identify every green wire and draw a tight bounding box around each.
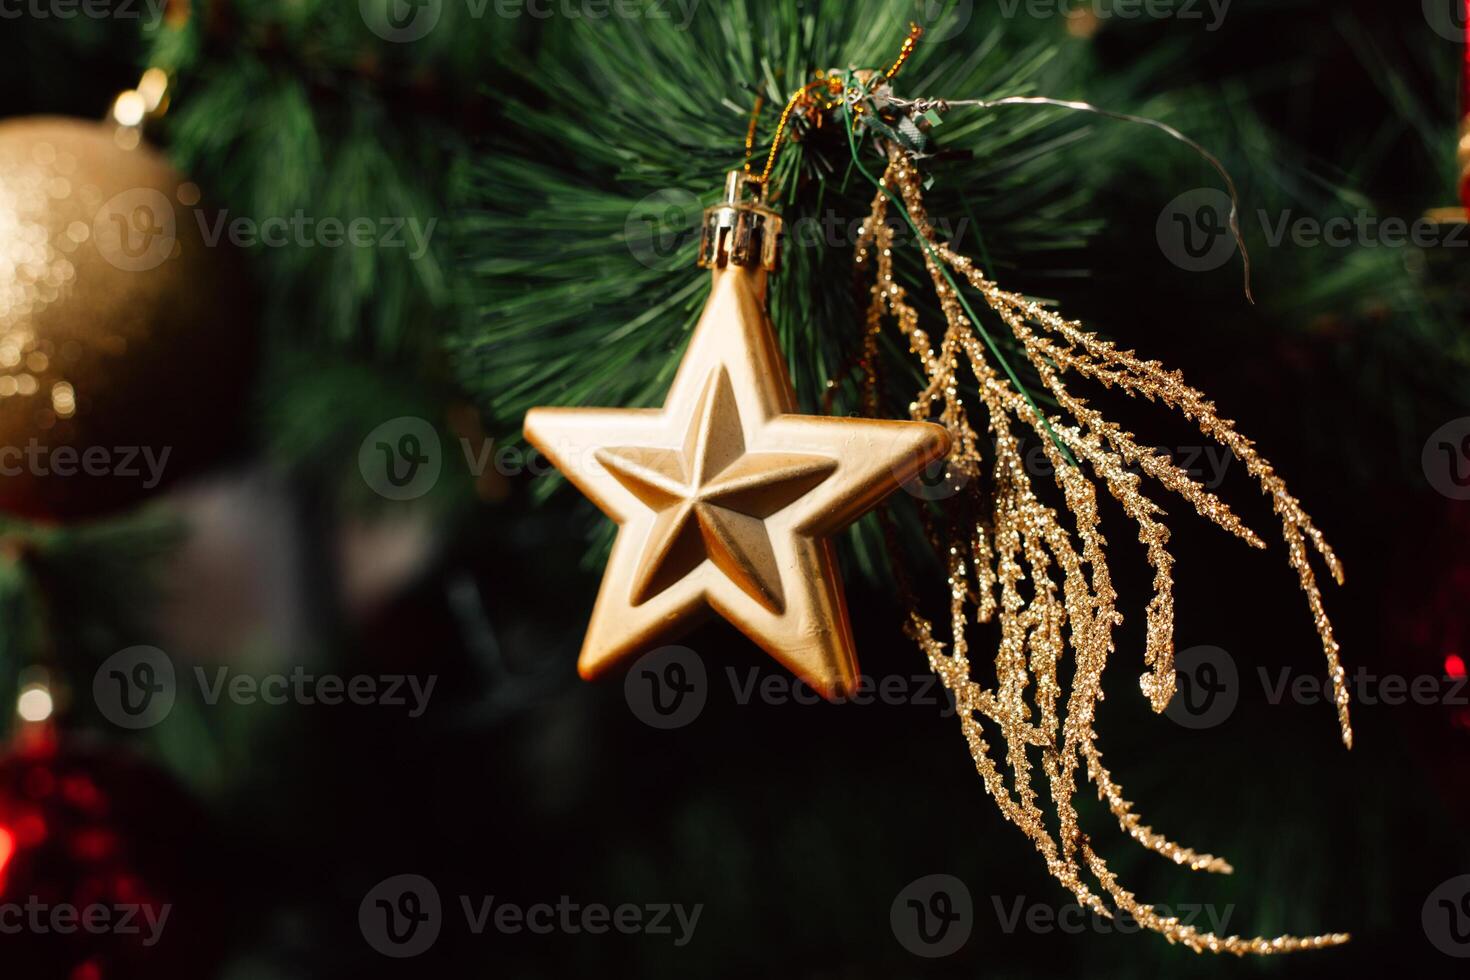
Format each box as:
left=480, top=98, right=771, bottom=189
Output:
left=839, top=70, right=1077, bottom=467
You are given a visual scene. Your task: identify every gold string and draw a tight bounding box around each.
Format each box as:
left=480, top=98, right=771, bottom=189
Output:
left=752, top=24, right=923, bottom=190
left=741, top=94, right=765, bottom=177
left=884, top=22, right=923, bottom=79
left=753, top=80, right=824, bottom=189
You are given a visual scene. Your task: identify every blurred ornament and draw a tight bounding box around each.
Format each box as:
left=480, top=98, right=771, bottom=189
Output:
left=1381, top=493, right=1470, bottom=818
left=152, top=468, right=310, bottom=666
left=0, top=734, right=227, bottom=979
left=1064, top=7, right=1102, bottom=39
left=1386, top=495, right=1470, bottom=701
left=0, top=114, right=254, bottom=521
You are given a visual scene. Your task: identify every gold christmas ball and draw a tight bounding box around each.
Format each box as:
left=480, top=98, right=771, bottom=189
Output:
left=0, top=117, right=255, bottom=521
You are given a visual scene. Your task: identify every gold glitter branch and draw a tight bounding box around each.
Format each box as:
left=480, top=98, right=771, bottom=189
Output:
left=850, top=142, right=1351, bottom=954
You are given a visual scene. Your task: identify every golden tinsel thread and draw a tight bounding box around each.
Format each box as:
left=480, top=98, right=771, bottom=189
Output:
left=849, top=142, right=1351, bottom=955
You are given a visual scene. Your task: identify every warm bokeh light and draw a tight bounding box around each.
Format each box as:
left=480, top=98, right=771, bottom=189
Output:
left=111, top=90, right=145, bottom=128
left=16, top=684, right=53, bottom=723
left=0, top=825, right=13, bottom=876
left=137, top=67, right=169, bottom=112
left=1446, top=653, right=1467, bottom=679
left=1065, top=8, right=1101, bottom=38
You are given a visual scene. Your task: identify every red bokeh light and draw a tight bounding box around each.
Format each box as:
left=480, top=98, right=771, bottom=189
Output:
left=13, top=813, right=46, bottom=847
left=0, top=825, right=14, bottom=876
left=1446, top=653, right=1467, bottom=680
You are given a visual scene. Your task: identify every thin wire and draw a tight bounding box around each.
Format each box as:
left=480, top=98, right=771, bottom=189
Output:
left=842, top=72, right=1078, bottom=467
left=891, top=95, right=1255, bottom=304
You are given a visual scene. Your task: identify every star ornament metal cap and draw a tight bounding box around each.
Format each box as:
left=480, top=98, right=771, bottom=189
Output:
left=524, top=174, right=951, bottom=700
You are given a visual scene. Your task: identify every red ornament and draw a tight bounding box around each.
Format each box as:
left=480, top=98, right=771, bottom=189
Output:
left=0, top=737, right=226, bottom=979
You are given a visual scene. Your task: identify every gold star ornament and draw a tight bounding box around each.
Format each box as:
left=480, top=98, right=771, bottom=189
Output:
left=525, top=172, right=950, bottom=700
